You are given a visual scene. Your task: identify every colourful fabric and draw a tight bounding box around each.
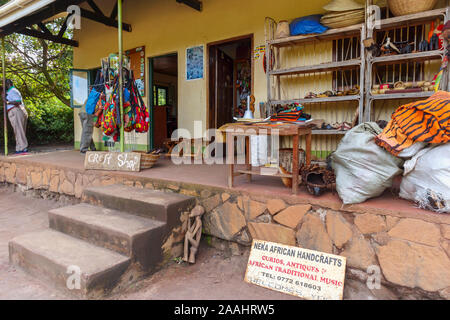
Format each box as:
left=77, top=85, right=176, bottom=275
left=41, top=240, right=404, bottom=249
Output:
left=270, top=105, right=307, bottom=122
left=375, top=91, right=450, bottom=156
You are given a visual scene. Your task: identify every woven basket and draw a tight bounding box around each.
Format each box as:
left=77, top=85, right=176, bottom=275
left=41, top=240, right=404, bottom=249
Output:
left=387, top=0, right=437, bottom=16
left=134, top=151, right=160, bottom=169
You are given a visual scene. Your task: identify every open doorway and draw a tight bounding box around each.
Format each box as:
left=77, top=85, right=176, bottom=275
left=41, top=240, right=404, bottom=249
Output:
left=149, top=53, right=178, bottom=150
left=208, top=35, right=253, bottom=129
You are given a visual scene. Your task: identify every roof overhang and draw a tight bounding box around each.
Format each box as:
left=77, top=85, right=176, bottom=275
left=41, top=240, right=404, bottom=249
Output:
left=0, top=0, right=57, bottom=29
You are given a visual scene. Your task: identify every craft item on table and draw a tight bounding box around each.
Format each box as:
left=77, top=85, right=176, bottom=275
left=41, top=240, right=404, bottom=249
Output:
left=375, top=91, right=450, bottom=156
left=270, top=104, right=310, bottom=122
left=301, top=164, right=336, bottom=196
left=275, top=20, right=290, bottom=39
left=183, top=205, right=205, bottom=264
left=289, top=15, right=328, bottom=36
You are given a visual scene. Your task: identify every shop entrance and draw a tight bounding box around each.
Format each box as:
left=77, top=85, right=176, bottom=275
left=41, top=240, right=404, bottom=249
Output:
left=149, top=53, right=178, bottom=150
left=208, top=35, right=253, bottom=129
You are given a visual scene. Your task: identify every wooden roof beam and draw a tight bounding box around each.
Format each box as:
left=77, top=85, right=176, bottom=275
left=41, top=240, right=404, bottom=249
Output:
left=176, top=0, right=202, bottom=11
left=18, top=27, right=79, bottom=47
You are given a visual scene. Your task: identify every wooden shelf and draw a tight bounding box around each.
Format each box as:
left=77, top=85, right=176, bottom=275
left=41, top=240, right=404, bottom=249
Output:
left=268, top=24, right=363, bottom=48
left=312, top=130, right=348, bottom=135
left=237, top=169, right=301, bottom=179
left=269, top=95, right=360, bottom=105
left=378, top=8, right=447, bottom=30
left=269, top=59, right=361, bottom=76
left=371, top=50, right=444, bottom=64
left=370, top=91, right=434, bottom=100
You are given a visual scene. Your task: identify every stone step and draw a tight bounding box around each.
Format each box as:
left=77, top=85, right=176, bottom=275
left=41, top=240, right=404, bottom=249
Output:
left=48, top=204, right=166, bottom=264
left=9, top=229, right=131, bottom=298
left=82, top=185, right=195, bottom=226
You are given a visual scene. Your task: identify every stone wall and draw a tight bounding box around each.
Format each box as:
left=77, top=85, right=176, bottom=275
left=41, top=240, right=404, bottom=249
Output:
left=1, top=158, right=449, bottom=299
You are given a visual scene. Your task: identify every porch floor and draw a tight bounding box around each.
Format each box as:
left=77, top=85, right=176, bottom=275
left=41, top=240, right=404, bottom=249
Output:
left=3, top=150, right=445, bottom=221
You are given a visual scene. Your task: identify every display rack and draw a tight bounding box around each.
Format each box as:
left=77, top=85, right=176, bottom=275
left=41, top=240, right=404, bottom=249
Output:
left=265, top=19, right=366, bottom=136
left=364, top=5, right=449, bottom=121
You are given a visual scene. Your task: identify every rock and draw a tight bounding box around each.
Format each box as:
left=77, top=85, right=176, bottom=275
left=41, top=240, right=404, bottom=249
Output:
left=354, top=213, right=387, bottom=234
left=144, top=182, right=154, bottom=190
left=237, top=196, right=247, bottom=211
left=203, top=202, right=246, bottom=241
left=441, top=225, right=450, bottom=240
left=31, top=171, right=42, bottom=189
left=15, top=166, right=26, bottom=184
left=200, top=189, right=212, bottom=199
left=341, top=232, right=377, bottom=270
left=49, top=175, right=59, bottom=193
left=267, top=199, right=286, bottom=215
left=273, top=205, right=309, bottom=229
left=255, top=213, right=271, bottom=224
left=134, top=181, right=144, bottom=189
left=74, top=174, right=83, bottom=198
left=296, top=214, right=333, bottom=253
left=180, top=189, right=198, bottom=197
left=248, top=222, right=296, bottom=246
left=229, top=242, right=241, bottom=256
left=388, top=218, right=441, bottom=247
left=202, top=194, right=222, bottom=212
left=221, top=193, right=231, bottom=202
left=0, top=166, right=5, bottom=182
left=386, top=216, right=400, bottom=230
left=245, top=200, right=267, bottom=220
left=235, top=229, right=251, bottom=245
left=326, top=211, right=352, bottom=249
left=441, top=239, right=450, bottom=257
left=378, top=240, right=450, bottom=292
left=167, top=184, right=180, bottom=191
left=59, top=179, right=75, bottom=195
left=42, top=168, right=51, bottom=187
left=371, top=232, right=390, bottom=246
left=65, top=171, right=76, bottom=184
left=5, top=163, right=16, bottom=183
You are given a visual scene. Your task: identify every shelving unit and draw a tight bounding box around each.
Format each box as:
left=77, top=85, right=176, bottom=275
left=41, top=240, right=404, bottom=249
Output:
left=364, top=4, right=449, bottom=121
left=265, top=19, right=366, bottom=134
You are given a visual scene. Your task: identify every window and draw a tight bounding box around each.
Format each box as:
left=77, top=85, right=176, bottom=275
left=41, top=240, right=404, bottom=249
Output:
left=153, top=85, right=168, bottom=106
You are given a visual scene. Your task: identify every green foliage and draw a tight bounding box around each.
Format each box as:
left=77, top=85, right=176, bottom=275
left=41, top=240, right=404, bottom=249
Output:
left=26, top=99, right=74, bottom=145
left=0, top=15, right=74, bottom=146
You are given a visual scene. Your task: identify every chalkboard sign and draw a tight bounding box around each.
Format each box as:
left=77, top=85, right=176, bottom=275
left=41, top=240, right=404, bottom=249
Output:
left=84, top=152, right=141, bottom=172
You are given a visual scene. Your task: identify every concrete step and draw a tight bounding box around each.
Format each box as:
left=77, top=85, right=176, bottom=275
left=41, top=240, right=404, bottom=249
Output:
left=82, top=185, right=195, bottom=226
left=9, top=229, right=130, bottom=298
left=48, top=204, right=166, bottom=265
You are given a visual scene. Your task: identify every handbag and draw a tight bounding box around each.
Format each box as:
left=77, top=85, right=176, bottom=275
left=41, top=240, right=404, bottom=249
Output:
left=85, top=71, right=103, bottom=114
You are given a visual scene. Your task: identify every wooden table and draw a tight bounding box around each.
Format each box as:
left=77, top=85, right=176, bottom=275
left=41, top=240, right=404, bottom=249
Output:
left=224, top=122, right=312, bottom=194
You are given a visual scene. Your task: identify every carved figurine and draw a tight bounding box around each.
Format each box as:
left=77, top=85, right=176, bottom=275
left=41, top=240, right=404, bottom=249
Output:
left=183, top=205, right=205, bottom=264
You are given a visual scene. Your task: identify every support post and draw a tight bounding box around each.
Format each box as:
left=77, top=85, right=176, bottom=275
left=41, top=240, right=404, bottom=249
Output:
left=2, top=38, right=7, bottom=156
left=118, top=0, right=124, bottom=152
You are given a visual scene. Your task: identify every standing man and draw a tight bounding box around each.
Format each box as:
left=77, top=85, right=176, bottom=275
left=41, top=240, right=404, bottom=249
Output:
left=3, top=79, right=28, bottom=154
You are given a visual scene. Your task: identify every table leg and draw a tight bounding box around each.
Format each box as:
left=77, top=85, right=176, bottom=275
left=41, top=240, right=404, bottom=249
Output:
left=292, top=134, right=299, bottom=194
left=245, top=136, right=251, bottom=182
left=305, top=132, right=312, bottom=166
left=227, top=134, right=234, bottom=188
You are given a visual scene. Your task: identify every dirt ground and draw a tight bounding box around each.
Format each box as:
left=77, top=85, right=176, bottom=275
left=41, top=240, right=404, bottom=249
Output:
left=0, top=186, right=300, bottom=300
left=0, top=186, right=379, bottom=300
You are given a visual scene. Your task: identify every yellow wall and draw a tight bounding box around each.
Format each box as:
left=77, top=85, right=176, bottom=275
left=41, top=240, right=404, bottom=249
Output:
left=73, top=0, right=334, bottom=148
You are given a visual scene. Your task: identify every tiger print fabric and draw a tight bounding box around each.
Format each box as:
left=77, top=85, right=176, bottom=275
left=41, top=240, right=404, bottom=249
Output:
left=375, top=91, right=450, bottom=156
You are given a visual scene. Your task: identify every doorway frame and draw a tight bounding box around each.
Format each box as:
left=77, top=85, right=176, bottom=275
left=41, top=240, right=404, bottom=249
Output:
left=206, top=34, right=254, bottom=130
left=148, top=52, right=178, bottom=151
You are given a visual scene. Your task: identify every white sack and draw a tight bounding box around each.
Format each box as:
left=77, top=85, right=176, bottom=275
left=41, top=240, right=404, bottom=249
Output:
left=331, top=122, right=404, bottom=205
left=400, top=144, right=450, bottom=213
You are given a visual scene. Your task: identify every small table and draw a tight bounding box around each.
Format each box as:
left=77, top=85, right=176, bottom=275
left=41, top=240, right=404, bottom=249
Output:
left=224, top=122, right=312, bottom=194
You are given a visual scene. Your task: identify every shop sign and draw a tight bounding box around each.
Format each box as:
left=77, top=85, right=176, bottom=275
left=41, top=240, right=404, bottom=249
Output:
left=84, top=151, right=141, bottom=172
left=245, top=240, right=346, bottom=300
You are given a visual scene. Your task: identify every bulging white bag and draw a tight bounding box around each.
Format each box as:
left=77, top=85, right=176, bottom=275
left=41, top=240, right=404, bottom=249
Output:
left=400, top=144, right=450, bottom=213
left=331, top=123, right=404, bottom=205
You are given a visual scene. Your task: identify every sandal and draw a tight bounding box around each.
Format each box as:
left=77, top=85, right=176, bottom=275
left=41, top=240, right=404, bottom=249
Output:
left=304, top=92, right=317, bottom=99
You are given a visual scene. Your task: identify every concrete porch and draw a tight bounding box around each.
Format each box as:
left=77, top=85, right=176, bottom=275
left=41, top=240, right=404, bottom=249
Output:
left=1, top=150, right=450, bottom=299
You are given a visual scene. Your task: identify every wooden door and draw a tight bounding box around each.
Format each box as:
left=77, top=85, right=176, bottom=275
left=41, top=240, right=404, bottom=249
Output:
left=209, top=47, right=234, bottom=129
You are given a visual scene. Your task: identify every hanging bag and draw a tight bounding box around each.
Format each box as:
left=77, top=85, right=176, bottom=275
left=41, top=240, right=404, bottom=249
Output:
left=85, top=71, right=103, bottom=114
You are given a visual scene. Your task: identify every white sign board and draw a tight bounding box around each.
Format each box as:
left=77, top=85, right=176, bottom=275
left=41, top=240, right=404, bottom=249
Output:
left=84, top=152, right=141, bottom=172
left=245, top=240, right=346, bottom=300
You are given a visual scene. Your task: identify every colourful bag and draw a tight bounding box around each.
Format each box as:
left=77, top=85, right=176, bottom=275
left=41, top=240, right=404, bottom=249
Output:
left=102, top=85, right=117, bottom=136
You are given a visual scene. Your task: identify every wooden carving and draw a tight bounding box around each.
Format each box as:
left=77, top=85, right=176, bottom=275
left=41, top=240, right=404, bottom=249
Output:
left=183, top=205, right=205, bottom=264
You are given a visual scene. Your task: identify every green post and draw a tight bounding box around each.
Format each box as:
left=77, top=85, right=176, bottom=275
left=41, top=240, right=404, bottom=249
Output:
left=2, top=37, right=7, bottom=156
left=118, top=0, right=124, bottom=152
